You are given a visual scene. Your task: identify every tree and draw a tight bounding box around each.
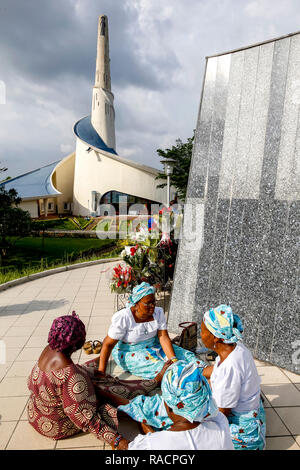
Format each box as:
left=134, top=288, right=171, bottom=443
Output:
left=155, top=133, right=194, bottom=202
left=0, top=169, right=32, bottom=261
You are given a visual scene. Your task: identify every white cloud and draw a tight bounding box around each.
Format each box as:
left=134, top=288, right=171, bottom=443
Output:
left=1, top=0, right=300, bottom=178
left=60, top=143, right=73, bottom=154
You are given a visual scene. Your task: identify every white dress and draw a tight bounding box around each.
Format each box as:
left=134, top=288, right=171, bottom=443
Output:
left=108, top=306, right=167, bottom=344
left=128, top=412, right=234, bottom=450
left=210, top=341, right=261, bottom=413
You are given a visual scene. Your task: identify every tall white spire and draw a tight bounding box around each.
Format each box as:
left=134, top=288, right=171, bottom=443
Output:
left=91, top=15, right=116, bottom=150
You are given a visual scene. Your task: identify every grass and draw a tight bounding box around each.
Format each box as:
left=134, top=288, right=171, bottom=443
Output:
left=33, top=217, right=94, bottom=231
left=0, top=237, right=121, bottom=284
left=33, top=218, right=78, bottom=230
left=73, top=216, right=93, bottom=230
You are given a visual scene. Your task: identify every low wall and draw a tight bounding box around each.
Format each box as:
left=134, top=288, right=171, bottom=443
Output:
left=0, top=257, right=121, bottom=292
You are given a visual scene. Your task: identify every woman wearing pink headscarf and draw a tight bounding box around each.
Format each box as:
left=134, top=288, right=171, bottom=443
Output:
left=27, top=312, right=169, bottom=450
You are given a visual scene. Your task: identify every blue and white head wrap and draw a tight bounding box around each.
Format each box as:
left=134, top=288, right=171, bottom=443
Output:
left=161, top=361, right=218, bottom=423
left=203, top=304, right=243, bottom=344
left=126, top=282, right=155, bottom=308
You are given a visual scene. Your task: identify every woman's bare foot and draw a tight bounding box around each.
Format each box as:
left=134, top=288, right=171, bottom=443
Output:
left=154, top=360, right=173, bottom=384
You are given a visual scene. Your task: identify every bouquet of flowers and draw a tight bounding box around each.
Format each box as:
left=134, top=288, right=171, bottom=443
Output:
left=111, top=211, right=180, bottom=294
left=110, top=264, right=135, bottom=294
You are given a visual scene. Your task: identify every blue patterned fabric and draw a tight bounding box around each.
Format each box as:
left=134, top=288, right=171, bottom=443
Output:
left=161, top=361, right=219, bottom=423
left=228, top=399, right=266, bottom=450
left=203, top=304, right=243, bottom=344
left=112, top=336, right=206, bottom=379
left=126, top=282, right=156, bottom=308
left=119, top=394, right=173, bottom=431
left=119, top=361, right=218, bottom=428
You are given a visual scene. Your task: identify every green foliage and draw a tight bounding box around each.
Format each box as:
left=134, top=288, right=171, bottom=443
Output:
left=156, top=133, right=194, bottom=201
left=31, top=218, right=77, bottom=231
left=0, top=186, right=31, bottom=256
left=73, top=216, right=92, bottom=230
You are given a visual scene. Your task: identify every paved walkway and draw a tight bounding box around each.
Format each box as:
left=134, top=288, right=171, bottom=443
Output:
left=0, top=262, right=299, bottom=450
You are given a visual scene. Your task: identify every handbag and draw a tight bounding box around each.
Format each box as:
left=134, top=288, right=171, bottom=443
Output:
left=171, top=322, right=198, bottom=351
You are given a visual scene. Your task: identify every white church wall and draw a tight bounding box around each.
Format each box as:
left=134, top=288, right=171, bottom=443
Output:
left=52, top=152, right=75, bottom=214
left=73, top=138, right=166, bottom=216
left=20, top=200, right=39, bottom=218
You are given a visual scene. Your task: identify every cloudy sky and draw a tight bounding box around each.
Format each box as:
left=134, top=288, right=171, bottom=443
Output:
left=0, top=0, right=300, bottom=178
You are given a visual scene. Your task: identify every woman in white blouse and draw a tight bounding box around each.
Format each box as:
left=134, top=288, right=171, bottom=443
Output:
left=200, top=304, right=266, bottom=450
left=98, top=282, right=205, bottom=379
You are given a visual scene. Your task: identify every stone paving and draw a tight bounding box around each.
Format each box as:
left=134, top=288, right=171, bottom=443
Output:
left=0, top=261, right=299, bottom=450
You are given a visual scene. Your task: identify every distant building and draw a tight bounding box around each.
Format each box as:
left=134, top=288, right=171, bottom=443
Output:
left=1, top=16, right=173, bottom=218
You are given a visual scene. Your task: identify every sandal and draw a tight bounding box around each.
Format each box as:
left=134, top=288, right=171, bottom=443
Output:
left=82, top=341, right=93, bottom=355
left=92, top=340, right=102, bottom=354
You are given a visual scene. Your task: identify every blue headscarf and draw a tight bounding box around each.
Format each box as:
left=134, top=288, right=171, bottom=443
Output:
left=161, top=361, right=218, bottom=423
left=203, top=304, right=243, bottom=344
left=126, top=282, right=155, bottom=307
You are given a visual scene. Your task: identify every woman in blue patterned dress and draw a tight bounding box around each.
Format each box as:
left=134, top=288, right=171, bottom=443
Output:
left=98, top=282, right=205, bottom=379
left=200, top=304, right=266, bottom=450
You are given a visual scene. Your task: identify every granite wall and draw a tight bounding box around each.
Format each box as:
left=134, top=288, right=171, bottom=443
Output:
left=168, top=32, right=300, bottom=373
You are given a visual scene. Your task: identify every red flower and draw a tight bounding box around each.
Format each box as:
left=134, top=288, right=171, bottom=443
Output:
left=162, top=421, right=166, bottom=426
left=131, top=353, right=135, bottom=357
left=145, top=356, right=149, bottom=360
left=155, top=412, right=159, bottom=416
left=176, top=402, right=184, bottom=409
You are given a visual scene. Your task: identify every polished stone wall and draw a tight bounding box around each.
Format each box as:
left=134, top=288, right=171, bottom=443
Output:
left=168, top=33, right=300, bottom=373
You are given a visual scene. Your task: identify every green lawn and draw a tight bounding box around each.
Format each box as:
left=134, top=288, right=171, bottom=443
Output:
left=0, top=237, right=120, bottom=284
left=73, top=216, right=93, bottom=230
left=33, top=218, right=78, bottom=230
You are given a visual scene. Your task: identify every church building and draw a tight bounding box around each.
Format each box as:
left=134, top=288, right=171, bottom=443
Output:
left=1, top=16, right=169, bottom=218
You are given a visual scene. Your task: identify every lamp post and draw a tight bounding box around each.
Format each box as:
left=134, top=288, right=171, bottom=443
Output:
left=160, top=158, right=175, bottom=207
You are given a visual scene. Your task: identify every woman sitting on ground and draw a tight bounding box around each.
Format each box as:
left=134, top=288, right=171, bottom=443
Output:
left=98, top=282, right=206, bottom=379
left=99, top=361, right=234, bottom=450
left=200, top=304, right=266, bottom=450
left=27, top=311, right=170, bottom=450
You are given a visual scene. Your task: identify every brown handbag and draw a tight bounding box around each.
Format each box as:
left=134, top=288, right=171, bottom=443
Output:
left=171, top=322, right=198, bottom=351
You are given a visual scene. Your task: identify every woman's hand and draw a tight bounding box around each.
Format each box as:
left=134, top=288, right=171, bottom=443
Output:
left=140, top=422, right=154, bottom=434
left=98, top=336, right=118, bottom=373
left=202, top=365, right=213, bottom=379
left=157, top=330, right=176, bottom=360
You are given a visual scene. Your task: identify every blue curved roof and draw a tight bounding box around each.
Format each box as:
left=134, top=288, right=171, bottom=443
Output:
left=0, top=161, right=61, bottom=199
left=73, top=116, right=117, bottom=155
